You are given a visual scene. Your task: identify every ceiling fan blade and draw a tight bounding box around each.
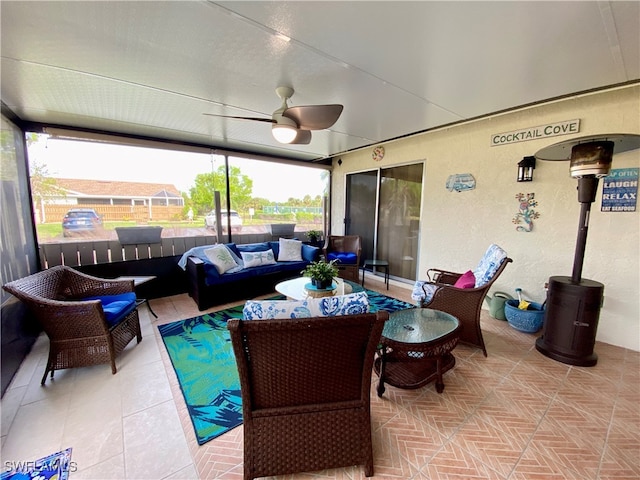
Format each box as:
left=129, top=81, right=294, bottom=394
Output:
left=203, top=113, right=275, bottom=124
left=290, top=130, right=312, bottom=145
left=283, top=104, right=343, bottom=130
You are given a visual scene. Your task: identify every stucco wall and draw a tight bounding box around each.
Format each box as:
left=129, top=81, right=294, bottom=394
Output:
left=331, top=85, right=639, bottom=351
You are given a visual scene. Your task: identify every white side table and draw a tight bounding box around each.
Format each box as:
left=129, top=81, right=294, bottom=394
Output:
left=115, top=276, right=158, bottom=318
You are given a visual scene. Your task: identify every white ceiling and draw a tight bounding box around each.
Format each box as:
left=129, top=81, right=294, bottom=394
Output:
left=2, top=1, right=639, bottom=164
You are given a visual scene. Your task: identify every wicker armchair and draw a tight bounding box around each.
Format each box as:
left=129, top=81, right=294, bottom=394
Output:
left=322, top=235, right=362, bottom=282
left=2, top=266, right=142, bottom=384
left=228, top=311, right=388, bottom=479
left=412, top=245, right=512, bottom=356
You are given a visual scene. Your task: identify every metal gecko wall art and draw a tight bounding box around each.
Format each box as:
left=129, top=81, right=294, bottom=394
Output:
left=513, top=193, right=540, bottom=232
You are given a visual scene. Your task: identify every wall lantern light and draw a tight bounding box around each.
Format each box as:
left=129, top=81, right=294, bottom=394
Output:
left=517, top=156, right=536, bottom=182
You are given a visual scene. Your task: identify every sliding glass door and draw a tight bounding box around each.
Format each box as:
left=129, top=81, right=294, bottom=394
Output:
left=345, top=170, right=378, bottom=262
left=377, top=164, right=423, bottom=281
left=346, top=163, right=423, bottom=282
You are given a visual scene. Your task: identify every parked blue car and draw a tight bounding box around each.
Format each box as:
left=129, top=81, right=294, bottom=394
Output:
left=62, top=208, right=103, bottom=237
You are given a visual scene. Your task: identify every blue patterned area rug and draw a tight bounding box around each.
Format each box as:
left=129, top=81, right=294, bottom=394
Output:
left=158, top=287, right=413, bottom=445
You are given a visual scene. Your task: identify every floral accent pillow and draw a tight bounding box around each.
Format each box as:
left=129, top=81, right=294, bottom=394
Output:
left=473, top=244, right=508, bottom=287
left=203, top=244, right=239, bottom=274
left=278, top=238, right=303, bottom=261
left=243, top=292, right=369, bottom=319
left=241, top=249, right=277, bottom=268
left=411, top=281, right=438, bottom=305
left=412, top=245, right=507, bottom=306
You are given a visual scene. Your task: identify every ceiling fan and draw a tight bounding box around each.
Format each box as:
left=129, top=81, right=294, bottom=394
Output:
left=204, top=86, right=343, bottom=145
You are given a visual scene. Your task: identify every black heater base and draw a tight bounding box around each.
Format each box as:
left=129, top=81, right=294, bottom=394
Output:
left=535, top=276, right=604, bottom=367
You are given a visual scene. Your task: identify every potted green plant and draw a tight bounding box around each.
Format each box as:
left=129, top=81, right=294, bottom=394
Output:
left=302, top=259, right=339, bottom=289
left=306, top=229, right=323, bottom=247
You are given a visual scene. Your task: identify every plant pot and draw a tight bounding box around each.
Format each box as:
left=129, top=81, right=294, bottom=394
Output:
left=312, top=278, right=332, bottom=290
left=115, top=226, right=163, bottom=245
left=267, top=223, right=296, bottom=238
left=505, top=299, right=545, bottom=333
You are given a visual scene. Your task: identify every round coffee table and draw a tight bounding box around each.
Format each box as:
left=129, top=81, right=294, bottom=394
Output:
left=275, top=277, right=358, bottom=301
left=374, top=308, right=460, bottom=395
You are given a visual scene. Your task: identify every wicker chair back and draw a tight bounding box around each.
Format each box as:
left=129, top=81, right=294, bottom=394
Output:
left=228, top=311, right=387, bottom=479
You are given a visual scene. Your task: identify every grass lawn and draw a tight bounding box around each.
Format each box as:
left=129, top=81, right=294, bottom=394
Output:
left=36, top=220, right=199, bottom=240
left=37, top=218, right=321, bottom=240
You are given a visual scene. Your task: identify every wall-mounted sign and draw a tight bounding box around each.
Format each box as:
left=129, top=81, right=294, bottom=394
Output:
left=513, top=192, right=540, bottom=232
left=446, top=173, right=476, bottom=192
left=601, top=168, right=638, bottom=212
left=491, top=119, right=580, bottom=147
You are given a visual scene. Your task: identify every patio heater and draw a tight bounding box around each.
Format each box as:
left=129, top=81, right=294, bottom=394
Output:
left=533, top=134, right=640, bottom=366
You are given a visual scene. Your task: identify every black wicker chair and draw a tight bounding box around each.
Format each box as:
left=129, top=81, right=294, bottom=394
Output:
left=3, top=266, right=142, bottom=384
left=228, top=311, right=388, bottom=479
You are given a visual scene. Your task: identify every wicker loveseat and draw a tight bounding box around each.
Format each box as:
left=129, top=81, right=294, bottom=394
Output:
left=2, top=266, right=142, bottom=384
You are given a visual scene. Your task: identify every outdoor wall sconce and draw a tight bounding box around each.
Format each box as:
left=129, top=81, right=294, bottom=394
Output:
left=517, top=156, right=536, bottom=182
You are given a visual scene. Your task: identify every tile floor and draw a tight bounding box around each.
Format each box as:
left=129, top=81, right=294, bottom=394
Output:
left=1, top=276, right=638, bottom=480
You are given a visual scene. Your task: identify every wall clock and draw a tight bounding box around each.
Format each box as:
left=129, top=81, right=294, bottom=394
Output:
left=372, top=146, right=385, bottom=161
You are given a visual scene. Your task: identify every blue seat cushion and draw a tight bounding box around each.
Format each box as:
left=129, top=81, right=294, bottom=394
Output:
left=327, top=252, right=357, bottom=264
left=83, top=292, right=137, bottom=327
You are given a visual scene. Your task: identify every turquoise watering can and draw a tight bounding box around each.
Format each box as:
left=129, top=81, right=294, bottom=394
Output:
left=484, top=291, right=514, bottom=320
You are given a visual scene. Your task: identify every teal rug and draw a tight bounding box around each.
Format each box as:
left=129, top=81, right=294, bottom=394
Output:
left=158, top=287, right=414, bottom=445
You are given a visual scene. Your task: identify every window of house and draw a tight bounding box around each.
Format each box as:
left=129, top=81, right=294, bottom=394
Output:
left=26, top=133, right=329, bottom=262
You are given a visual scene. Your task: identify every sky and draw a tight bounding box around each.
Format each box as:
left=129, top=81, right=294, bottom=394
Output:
left=27, top=136, right=327, bottom=202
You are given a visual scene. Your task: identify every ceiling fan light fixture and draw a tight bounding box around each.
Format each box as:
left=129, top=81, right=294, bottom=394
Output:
left=271, top=114, right=298, bottom=143
left=272, top=124, right=297, bottom=144
left=203, top=86, right=342, bottom=145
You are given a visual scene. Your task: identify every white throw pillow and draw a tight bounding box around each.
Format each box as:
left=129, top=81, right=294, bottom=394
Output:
left=241, top=249, right=277, bottom=268
left=203, top=244, right=239, bottom=274
left=278, top=238, right=303, bottom=261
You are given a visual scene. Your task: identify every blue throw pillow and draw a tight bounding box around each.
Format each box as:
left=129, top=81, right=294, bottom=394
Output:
left=236, top=242, right=270, bottom=253
left=301, top=244, right=320, bottom=262
left=83, top=292, right=137, bottom=327
left=268, top=241, right=280, bottom=258
left=225, top=243, right=241, bottom=258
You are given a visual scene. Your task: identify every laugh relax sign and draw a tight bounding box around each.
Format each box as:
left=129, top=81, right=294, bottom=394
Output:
left=601, top=168, right=638, bottom=212
left=491, top=119, right=580, bottom=146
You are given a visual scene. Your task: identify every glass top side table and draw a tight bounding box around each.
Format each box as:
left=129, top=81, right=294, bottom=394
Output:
left=375, top=308, right=461, bottom=395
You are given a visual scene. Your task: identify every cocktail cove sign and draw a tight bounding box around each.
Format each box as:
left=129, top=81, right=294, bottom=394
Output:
left=491, top=119, right=580, bottom=147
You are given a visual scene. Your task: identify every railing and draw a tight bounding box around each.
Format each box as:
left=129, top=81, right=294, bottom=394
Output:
left=39, top=232, right=281, bottom=268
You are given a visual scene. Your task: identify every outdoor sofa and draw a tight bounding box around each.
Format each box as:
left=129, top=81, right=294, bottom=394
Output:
left=180, top=239, right=320, bottom=310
